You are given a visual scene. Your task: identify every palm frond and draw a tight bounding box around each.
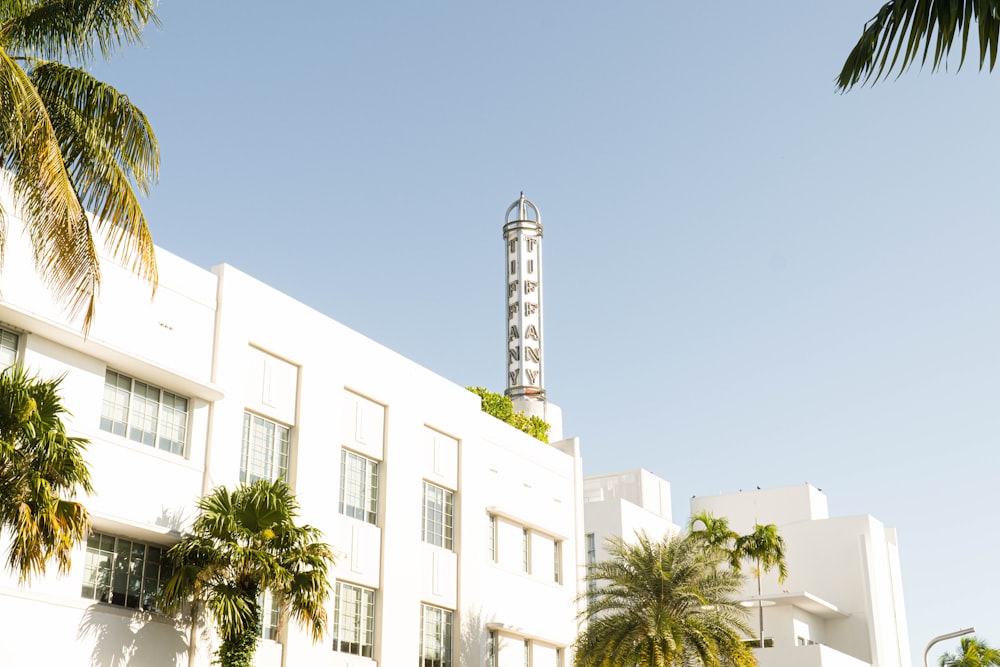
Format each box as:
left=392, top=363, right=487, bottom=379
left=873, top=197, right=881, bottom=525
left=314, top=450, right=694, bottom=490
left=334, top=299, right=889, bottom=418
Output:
left=838, top=0, right=1000, bottom=91
left=28, top=60, right=157, bottom=283
left=0, top=47, right=102, bottom=330
left=1, top=0, right=160, bottom=64
left=0, top=364, right=91, bottom=582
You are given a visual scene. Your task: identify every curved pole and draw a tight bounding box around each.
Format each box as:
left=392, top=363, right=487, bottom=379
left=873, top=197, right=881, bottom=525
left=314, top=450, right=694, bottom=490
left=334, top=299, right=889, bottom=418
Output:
left=923, top=627, right=975, bottom=667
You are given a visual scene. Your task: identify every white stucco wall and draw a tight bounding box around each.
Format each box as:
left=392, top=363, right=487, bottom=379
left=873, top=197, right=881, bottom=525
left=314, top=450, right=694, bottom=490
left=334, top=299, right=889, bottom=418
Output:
left=0, top=251, right=585, bottom=667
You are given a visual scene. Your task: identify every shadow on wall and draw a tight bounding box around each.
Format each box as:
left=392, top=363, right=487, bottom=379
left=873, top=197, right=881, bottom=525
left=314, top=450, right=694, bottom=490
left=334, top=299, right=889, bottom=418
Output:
left=460, top=607, right=525, bottom=667
left=460, top=606, right=497, bottom=667
left=154, top=506, right=189, bottom=533
left=77, top=605, right=188, bottom=667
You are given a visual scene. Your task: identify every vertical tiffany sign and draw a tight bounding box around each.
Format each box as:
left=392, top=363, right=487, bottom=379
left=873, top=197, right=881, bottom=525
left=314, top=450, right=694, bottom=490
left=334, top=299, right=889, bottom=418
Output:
left=503, top=193, right=545, bottom=401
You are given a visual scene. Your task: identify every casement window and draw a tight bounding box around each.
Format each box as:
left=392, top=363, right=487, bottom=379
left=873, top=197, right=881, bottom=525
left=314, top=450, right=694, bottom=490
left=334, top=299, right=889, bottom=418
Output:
left=101, top=370, right=189, bottom=456
left=339, top=449, right=378, bottom=524
left=419, top=604, right=453, bottom=667
left=422, top=482, right=454, bottom=550
left=0, top=328, right=18, bottom=368
left=333, top=581, right=375, bottom=657
left=488, top=630, right=498, bottom=667
left=553, top=540, right=562, bottom=584
left=522, top=528, right=531, bottom=573
left=240, top=412, right=290, bottom=483
left=488, top=514, right=497, bottom=562
left=259, top=591, right=280, bottom=640
left=586, top=532, right=597, bottom=603
left=524, top=639, right=531, bottom=667
left=80, top=532, right=172, bottom=611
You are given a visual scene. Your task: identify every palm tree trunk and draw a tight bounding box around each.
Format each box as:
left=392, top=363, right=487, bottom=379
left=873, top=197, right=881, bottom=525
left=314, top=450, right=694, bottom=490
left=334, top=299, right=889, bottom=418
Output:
left=757, top=558, right=764, bottom=647
left=187, top=599, right=199, bottom=667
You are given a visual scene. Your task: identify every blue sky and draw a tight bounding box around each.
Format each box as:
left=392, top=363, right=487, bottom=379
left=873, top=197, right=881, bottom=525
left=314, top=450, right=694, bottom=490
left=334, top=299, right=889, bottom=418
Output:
left=92, top=1, right=999, bottom=660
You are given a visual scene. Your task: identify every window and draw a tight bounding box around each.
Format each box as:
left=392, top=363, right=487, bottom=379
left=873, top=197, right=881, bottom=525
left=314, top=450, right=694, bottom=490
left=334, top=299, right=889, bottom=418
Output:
left=333, top=582, right=375, bottom=657
left=419, top=604, right=453, bottom=667
left=259, top=591, right=279, bottom=640
left=339, top=450, right=378, bottom=524
left=488, top=630, right=497, bottom=667
left=522, top=528, right=530, bottom=573
left=524, top=639, right=531, bottom=667
left=487, top=514, right=497, bottom=562
left=0, top=328, right=18, bottom=368
left=553, top=540, right=562, bottom=584
left=422, top=482, right=454, bottom=550
left=101, top=370, right=189, bottom=455
left=241, top=412, right=290, bottom=483
left=81, top=532, right=172, bottom=611
left=585, top=532, right=597, bottom=603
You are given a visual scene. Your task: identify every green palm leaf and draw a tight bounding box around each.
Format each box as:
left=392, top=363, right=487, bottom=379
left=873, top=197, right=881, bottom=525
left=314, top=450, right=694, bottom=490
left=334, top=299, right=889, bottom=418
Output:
left=160, top=479, right=334, bottom=667
left=0, top=364, right=92, bottom=582
left=576, top=532, right=755, bottom=667
left=838, top=0, right=1000, bottom=90
left=0, top=0, right=159, bottom=331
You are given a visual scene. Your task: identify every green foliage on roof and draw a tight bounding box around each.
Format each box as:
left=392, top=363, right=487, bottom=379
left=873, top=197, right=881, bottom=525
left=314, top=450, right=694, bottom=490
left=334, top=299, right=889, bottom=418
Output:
left=467, top=386, right=550, bottom=443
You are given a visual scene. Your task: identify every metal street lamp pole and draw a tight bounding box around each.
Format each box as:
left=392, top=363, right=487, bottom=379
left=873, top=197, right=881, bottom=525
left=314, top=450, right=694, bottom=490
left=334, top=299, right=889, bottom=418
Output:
left=923, top=627, right=975, bottom=667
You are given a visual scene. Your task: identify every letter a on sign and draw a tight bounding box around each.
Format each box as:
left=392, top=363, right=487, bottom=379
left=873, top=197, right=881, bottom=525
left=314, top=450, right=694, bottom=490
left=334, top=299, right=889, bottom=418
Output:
left=508, top=326, right=519, bottom=342
left=525, top=325, right=539, bottom=341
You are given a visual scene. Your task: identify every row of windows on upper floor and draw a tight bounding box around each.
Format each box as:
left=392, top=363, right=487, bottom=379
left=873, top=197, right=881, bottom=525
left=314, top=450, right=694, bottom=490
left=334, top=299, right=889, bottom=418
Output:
left=340, top=446, right=564, bottom=584
left=0, top=328, right=191, bottom=457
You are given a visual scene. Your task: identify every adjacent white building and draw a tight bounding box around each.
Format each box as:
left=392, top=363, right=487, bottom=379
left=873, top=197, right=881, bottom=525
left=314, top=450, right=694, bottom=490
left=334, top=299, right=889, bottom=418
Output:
left=581, top=468, right=911, bottom=667
left=692, top=485, right=911, bottom=667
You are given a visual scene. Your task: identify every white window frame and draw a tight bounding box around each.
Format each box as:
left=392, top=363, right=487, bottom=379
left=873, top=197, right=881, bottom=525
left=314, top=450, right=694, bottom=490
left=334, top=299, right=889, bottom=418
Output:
left=339, top=449, right=378, bottom=524
left=259, top=590, right=280, bottom=640
left=488, top=630, right=498, bottom=667
left=419, top=603, right=453, bottom=667
left=81, top=532, right=172, bottom=612
left=422, top=482, right=454, bottom=550
left=522, top=528, right=531, bottom=573
left=333, top=581, right=375, bottom=657
left=241, top=412, right=290, bottom=483
left=488, top=514, right=497, bottom=562
left=586, top=532, right=597, bottom=603
left=101, top=370, right=189, bottom=456
left=0, top=327, right=19, bottom=368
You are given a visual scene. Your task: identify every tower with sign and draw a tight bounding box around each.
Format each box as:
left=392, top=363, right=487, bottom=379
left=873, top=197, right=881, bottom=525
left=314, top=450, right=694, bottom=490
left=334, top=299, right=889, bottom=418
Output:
left=503, top=193, right=562, bottom=439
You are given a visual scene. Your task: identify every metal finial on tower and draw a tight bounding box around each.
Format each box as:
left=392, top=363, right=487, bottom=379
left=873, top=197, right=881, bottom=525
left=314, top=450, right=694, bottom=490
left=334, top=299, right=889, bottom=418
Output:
left=503, top=194, right=544, bottom=403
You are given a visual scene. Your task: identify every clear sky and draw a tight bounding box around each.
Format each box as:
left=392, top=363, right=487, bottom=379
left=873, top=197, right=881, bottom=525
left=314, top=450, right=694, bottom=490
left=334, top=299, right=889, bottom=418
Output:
left=90, top=1, right=999, bottom=661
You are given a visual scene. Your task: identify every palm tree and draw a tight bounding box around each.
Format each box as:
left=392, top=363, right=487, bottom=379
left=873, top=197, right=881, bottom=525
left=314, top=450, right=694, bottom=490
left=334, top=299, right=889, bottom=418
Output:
left=159, top=479, right=335, bottom=667
left=0, top=0, right=160, bottom=330
left=838, top=1, right=1000, bottom=91
left=688, top=510, right=738, bottom=556
left=0, top=364, right=92, bottom=582
left=940, top=636, right=1000, bottom=667
left=731, top=523, right=788, bottom=648
left=574, top=532, right=756, bottom=667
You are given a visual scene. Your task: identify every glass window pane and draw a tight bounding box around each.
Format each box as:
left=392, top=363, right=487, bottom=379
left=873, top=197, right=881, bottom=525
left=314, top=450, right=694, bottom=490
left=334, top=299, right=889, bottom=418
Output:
left=0, top=328, right=18, bottom=368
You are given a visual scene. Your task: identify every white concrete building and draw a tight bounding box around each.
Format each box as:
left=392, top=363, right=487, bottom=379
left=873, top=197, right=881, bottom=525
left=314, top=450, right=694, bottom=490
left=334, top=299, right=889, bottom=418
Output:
left=0, top=205, right=585, bottom=666
left=582, top=469, right=680, bottom=564
left=583, top=473, right=909, bottom=667
left=691, top=485, right=911, bottom=667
